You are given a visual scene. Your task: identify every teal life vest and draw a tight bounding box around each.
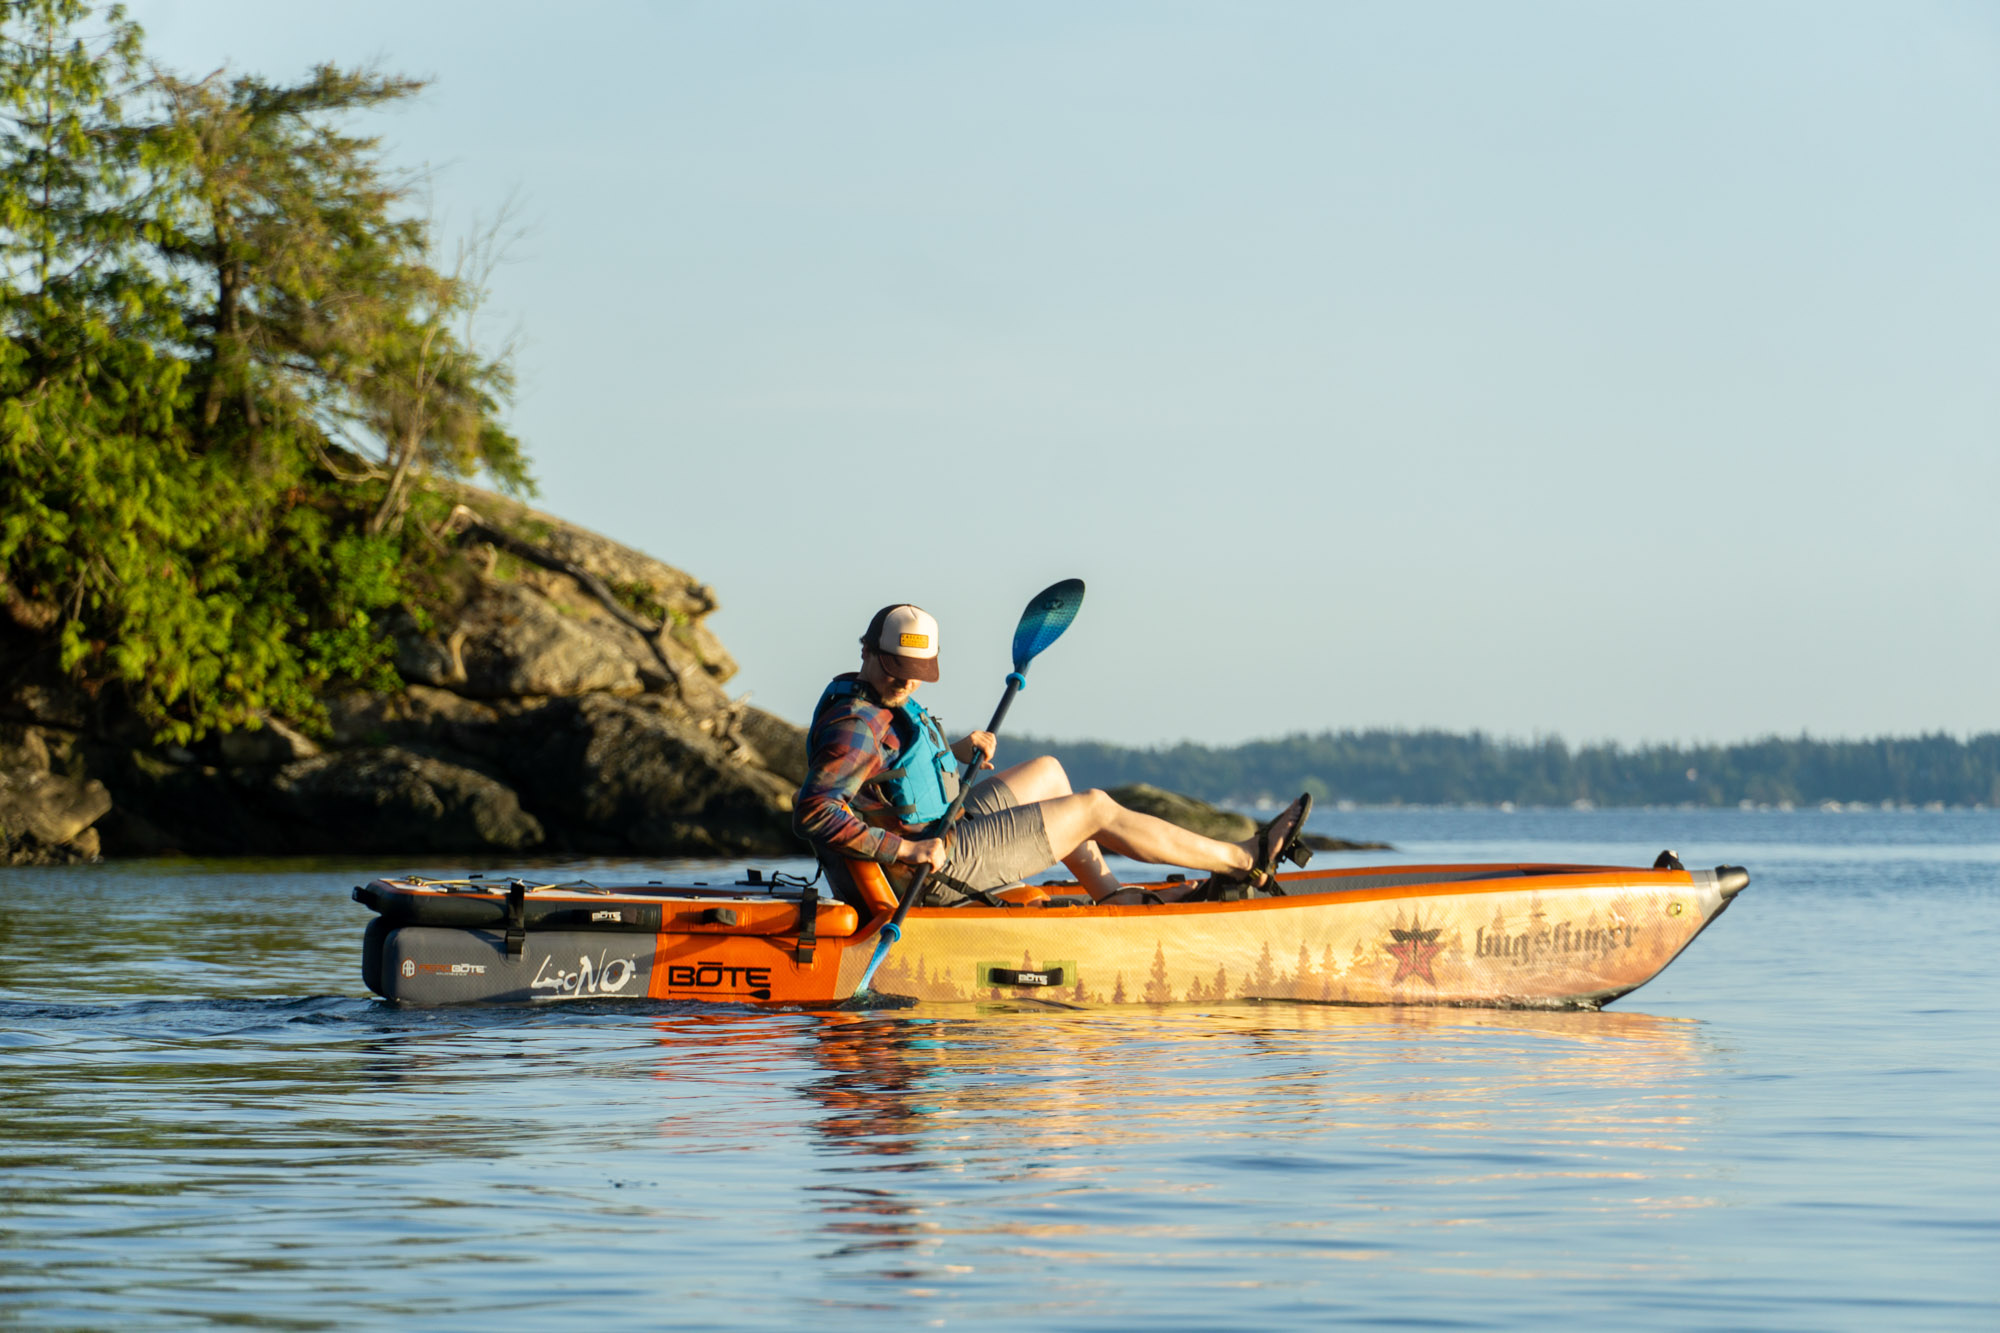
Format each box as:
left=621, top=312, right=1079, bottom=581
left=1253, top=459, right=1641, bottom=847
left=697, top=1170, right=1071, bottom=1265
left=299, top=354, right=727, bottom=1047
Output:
left=811, top=677, right=960, bottom=827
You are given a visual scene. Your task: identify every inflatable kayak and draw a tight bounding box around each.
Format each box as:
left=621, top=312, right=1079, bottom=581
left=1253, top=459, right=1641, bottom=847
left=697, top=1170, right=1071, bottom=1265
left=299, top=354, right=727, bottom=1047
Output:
left=355, top=855, right=1748, bottom=1009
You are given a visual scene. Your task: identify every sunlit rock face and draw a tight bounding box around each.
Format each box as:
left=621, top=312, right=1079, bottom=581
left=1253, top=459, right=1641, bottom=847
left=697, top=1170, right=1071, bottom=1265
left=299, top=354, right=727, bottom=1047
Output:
left=2, top=485, right=808, bottom=861
left=0, top=724, right=112, bottom=865
left=448, top=582, right=648, bottom=700
left=1102, top=784, right=1389, bottom=853
left=1106, top=784, right=1258, bottom=841
left=0, top=652, right=111, bottom=864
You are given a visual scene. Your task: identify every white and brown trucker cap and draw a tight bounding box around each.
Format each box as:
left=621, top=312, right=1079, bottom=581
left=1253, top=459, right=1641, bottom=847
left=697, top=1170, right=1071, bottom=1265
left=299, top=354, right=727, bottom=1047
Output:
left=860, top=604, right=941, bottom=682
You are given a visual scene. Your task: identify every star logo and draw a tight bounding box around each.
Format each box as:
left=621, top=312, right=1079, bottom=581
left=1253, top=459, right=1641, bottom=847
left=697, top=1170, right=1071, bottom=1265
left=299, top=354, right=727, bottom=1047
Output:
left=1386, top=925, right=1442, bottom=986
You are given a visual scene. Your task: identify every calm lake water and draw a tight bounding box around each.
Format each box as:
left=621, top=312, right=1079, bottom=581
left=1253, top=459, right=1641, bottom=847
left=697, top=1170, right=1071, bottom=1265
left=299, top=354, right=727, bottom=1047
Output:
left=3, top=808, right=1996, bottom=1329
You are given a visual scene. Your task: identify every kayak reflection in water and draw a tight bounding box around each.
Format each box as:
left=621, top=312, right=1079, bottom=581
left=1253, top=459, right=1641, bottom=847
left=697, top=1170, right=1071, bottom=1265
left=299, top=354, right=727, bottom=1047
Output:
left=794, top=603, right=1312, bottom=906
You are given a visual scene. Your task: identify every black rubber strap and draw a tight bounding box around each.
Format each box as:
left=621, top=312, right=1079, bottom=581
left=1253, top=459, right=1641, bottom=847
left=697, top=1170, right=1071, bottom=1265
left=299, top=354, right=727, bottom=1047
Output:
left=794, top=880, right=819, bottom=964
left=504, top=881, right=526, bottom=957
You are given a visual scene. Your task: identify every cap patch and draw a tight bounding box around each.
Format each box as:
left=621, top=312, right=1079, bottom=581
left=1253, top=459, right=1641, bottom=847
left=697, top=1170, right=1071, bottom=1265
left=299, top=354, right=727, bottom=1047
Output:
left=862, top=603, right=941, bottom=678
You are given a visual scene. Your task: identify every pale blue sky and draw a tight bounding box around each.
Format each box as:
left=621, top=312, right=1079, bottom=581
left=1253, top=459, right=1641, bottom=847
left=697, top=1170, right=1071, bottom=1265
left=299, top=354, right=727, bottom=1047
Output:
left=132, top=1, right=1998, bottom=746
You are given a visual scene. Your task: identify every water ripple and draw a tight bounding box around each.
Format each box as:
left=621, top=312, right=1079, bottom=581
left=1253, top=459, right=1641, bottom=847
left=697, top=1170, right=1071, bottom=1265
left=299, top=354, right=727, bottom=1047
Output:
left=4, top=824, right=1999, bottom=1328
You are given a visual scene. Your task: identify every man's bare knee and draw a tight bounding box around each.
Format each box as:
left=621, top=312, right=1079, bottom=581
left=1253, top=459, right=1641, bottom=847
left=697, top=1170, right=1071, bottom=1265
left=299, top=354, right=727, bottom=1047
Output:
left=996, top=755, right=1076, bottom=806
left=1026, top=755, right=1069, bottom=790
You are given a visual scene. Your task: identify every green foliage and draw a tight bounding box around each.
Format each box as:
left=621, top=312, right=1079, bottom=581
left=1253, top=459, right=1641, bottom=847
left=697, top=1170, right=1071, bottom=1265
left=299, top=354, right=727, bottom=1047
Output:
left=0, top=0, right=529, bottom=742
left=611, top=579, right=671, bottom=626
left=301, top=530, right=411, bottom=692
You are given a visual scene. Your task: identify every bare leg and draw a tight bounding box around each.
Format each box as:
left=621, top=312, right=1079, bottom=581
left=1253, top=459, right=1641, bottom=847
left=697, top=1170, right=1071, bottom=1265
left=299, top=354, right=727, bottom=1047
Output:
left=1036, top=789, right=1259, bottom=876
left=988, top=756, right=1121, bottom=897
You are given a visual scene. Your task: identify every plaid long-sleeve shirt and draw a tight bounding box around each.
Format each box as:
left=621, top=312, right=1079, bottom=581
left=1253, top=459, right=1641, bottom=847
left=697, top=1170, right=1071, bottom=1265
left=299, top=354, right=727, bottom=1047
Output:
left=793, top=673, right=940, bottom=864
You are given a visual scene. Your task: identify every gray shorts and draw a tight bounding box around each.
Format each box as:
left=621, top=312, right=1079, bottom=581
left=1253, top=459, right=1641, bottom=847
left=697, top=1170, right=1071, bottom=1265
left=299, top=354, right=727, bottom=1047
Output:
left=932, top=777, right=1055, bottom=894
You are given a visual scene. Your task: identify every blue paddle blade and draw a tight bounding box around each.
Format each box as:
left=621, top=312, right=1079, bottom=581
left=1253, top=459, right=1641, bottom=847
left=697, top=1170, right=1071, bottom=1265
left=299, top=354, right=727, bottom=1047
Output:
left=1010, top=579, right=1086, bottom=673
left=855, top=921, right=901, bottom=994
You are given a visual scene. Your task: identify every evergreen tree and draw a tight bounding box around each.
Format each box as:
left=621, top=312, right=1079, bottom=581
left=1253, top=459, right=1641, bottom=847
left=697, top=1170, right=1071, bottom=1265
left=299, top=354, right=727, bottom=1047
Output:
left=1249, top=942, right=1275, bottom=995
left=155, top=64, right=526, bottom=520
left=0, top=0, right=222, bottom=736
left=1013, top=727, right=2000, bottom=809
left=1143, top=942, right=1171, bottom=1003
left=1, top=1, right=527, bottom=742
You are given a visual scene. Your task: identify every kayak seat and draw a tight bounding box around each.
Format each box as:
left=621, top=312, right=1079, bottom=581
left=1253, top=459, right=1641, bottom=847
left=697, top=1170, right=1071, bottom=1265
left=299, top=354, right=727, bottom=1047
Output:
left=824, top=856, right=901, bottom=916
left=989, top=883, right=1047, bottom=906
left=1098, top=883, right=1202, bottom=906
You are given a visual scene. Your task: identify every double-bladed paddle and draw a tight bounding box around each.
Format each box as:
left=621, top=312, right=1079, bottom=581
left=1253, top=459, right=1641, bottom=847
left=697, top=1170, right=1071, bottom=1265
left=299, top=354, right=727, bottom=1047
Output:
left=851, top=578, right=1086, bottom=996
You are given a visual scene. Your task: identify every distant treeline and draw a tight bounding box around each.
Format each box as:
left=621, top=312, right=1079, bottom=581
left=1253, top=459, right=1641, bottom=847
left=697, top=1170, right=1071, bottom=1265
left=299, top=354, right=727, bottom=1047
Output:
left=1001, top=731, right=2000, bottom=809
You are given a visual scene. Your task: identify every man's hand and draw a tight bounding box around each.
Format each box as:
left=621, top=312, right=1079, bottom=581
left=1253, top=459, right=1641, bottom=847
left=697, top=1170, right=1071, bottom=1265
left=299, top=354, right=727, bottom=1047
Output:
left=954, top=731, right=997, bottom=770
left=894, top=837, right=948, bottom=871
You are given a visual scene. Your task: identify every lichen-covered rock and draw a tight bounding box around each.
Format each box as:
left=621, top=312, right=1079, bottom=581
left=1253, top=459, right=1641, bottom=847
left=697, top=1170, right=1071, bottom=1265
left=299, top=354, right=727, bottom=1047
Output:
left=439, top=480, right=739, bottom=684
left=327, top=685, right=508, bottom=754
left=93, top=736, right=540, bottom=858
left=1105, top=783, right=1390, bottom=852
left=498, top=695, right=795, bottom=855
left=216, top=716, right=321, bottom=766
left=0, top=768, right=112, bottom=864
left=92, top=748, right=315, bottom=857
left=8, top=488, right=810, bottom=861
left=1108, top=784, right=1257, bottom=841
left=389, top=613, right=462, bottom=688
left=271, top=747, right=544, bottom=853
left=734, top=706, right=808, bottom=787
left=0, top=719, right=111, bottom=864
left=0, top=769, right=112, bottom=845
left=450, top=582, right=644, bottom=698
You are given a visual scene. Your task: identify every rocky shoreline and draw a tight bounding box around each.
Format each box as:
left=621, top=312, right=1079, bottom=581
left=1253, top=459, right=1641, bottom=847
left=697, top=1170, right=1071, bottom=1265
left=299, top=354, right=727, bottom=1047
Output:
left=3, top=492, right=1384, bottom=867
left=2, top=487, right=808, bottom=865
left=1105, top=784, right=1391, bottom=852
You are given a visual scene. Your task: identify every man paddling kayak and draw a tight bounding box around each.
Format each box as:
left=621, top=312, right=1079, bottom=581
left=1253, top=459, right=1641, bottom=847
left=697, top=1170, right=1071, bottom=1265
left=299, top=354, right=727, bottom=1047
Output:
left=795, top=603, right=1312, bottom=905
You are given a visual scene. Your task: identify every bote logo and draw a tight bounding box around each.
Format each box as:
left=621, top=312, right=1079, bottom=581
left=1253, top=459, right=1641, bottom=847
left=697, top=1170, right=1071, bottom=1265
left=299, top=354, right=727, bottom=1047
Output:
left=401, top=959, right=415, bottom=978
left=664, top=963, right=771, bottom=991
